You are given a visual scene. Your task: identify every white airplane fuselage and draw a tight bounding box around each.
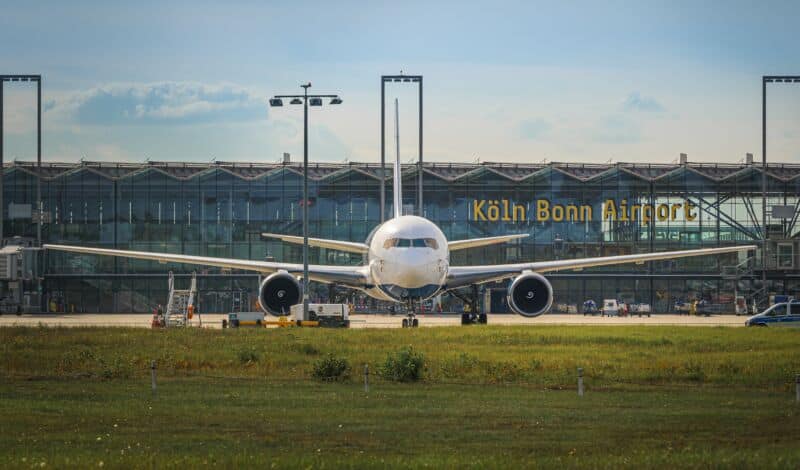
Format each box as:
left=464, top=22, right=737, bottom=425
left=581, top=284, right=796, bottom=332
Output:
left=364, top=215, right=449, bottom=302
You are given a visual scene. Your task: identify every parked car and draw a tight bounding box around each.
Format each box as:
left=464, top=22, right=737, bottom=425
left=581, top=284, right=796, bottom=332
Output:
left=745, top=301, right=800, bottom=327
left=602, top=299, right=620, bottom=317
left=583, top=299, right=600, bottom=316
left=629, top=303, right=652, bottom=317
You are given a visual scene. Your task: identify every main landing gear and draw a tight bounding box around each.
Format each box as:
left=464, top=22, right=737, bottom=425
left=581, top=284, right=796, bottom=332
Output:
left=461, top=312, right=487, bottom=325
left=401, top=299, right=420, bottom=328
left=453, top=284, right=488, bottom=326
left=401, top=315, right=419, bottom=328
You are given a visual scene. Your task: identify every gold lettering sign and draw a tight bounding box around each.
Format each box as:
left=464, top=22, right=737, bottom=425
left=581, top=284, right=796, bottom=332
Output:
left=471, top=199, right=696, bottom=224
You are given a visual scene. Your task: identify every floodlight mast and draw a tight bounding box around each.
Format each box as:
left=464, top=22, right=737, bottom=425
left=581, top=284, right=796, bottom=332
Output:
left=269, top=84, right=342, bottom=319
left=0, top=74, right=43, bottom=312
left=380, top=74, right=422, bottom=221
left=761, top=75, right=800, bottom=306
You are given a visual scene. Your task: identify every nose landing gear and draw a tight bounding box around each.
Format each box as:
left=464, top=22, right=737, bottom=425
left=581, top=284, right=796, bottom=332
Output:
left=401, top=299, right=420, bottom=328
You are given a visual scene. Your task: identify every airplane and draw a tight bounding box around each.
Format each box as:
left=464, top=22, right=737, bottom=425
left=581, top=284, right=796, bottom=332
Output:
left=43, top=103, right=756, bottom=327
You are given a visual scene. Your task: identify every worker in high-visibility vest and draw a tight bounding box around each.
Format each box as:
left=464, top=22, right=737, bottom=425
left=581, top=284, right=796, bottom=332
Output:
left=187, top=303, right=195, bottom=319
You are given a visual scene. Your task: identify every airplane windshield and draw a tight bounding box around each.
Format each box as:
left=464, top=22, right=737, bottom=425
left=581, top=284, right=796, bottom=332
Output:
left=382, top=238, right=438, bottom=249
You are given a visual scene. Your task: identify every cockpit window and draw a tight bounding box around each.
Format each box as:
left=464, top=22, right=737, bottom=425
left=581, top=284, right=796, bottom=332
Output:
left=423, top=238, right=438, bottom=249
left=383, top=237, right=438, bottom=249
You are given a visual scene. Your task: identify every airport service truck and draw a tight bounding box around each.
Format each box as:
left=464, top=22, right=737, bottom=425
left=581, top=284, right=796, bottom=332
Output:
left=291, top=303, right=350, bottom=328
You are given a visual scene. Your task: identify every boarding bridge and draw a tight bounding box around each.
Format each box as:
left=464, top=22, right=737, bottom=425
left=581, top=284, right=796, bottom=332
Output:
left=165, top=271, right=197, bottom=327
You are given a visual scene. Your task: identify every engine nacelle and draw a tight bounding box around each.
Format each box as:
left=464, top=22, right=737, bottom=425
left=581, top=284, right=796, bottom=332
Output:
left=258, top=272, right=301, bottom=316
left=507, top=272, right=553, bottom=317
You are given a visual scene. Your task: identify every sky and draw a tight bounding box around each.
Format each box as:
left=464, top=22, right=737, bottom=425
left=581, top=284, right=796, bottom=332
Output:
left=1, top=0, right=799, bottom=165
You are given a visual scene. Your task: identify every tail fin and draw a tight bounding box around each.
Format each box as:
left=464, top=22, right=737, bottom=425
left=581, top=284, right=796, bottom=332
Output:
left=393, top=98, right=403, bottom=219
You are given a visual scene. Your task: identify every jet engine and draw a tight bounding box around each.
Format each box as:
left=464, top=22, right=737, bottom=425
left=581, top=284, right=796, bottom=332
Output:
left=507, top=272, right=553, bottom=317
left=259, top=272, right=301, bottom=316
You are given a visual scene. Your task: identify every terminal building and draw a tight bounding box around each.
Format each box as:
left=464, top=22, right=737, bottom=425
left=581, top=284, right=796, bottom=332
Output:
left=2, top=157, right=798, bottom=314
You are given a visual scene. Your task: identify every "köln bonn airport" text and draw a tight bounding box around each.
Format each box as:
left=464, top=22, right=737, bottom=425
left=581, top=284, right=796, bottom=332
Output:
left=472, top=199, right=698, bottom=223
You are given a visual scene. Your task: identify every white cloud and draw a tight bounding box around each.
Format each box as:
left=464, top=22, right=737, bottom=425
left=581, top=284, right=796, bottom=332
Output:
left=622, top=92, right=665, bottom=113
left=46, top=81, right=268, bottom=126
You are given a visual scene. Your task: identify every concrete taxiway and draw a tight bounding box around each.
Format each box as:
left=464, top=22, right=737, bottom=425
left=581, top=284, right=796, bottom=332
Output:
left=0, top=313, right=747, bottom=328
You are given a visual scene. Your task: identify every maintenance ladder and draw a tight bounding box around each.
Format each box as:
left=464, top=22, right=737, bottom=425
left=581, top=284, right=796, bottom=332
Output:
left=165, top=271, right=197, bottom=327
left=722, top=256, right=766, bottom=312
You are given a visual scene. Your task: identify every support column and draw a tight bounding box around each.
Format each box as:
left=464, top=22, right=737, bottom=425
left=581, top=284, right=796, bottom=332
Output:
left=37, top=79, right=42, bottom=247
left=0, top=80, right=3, bottom=241
left=761, top=78, right=768, bottom=302
left=418, top=77, right=423, bottom=217
left=380, top=80, right=385, bottom=222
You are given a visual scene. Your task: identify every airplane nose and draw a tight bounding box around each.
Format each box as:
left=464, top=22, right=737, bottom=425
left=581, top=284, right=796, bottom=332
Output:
left=390, top=253, right=443, bottom=286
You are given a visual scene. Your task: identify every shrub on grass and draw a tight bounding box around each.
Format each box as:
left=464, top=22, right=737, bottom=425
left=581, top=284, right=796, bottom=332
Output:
left=684, top=361, right=705, bottom=382
left=99, top=357, right=133, bottom=380
left=485, top=361, right=523, bottom=384
left=292, top=343, right=321, bottom=356
left=312, top=354, right=350, bottom=381
left=238, top=348, right=259, bottom=364
left=379, top=346, right=425, bottom=382
left=439, top=352, right=479, bottom=378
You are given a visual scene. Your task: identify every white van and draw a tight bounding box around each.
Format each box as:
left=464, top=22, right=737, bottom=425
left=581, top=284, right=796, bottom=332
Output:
left=602, top=299, right=620, bottom=317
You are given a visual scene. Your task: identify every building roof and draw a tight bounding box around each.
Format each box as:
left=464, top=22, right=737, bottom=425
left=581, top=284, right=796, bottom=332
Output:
left=4, top=160, right=800, bottom=183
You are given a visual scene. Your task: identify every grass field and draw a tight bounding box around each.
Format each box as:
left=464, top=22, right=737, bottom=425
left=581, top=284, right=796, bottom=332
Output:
left=1, top=325, right=799, bottom=468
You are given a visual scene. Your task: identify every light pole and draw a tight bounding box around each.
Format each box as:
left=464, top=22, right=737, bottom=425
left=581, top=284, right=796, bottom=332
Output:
left=761, top=75, right=800, bottom=304
left=270, top=84, right=342, bottom=318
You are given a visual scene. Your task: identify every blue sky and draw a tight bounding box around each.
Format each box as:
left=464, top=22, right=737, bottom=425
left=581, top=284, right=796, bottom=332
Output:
left=1, top=0, right=799, bottom=164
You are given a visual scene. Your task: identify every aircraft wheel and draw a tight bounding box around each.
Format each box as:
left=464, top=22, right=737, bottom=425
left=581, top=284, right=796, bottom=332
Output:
left=461, top=313, right=470, bottom=325
left=402, top=318, right=409, bottom=328
left=478, top=314, right=487, bottom=324
left=412, top=318, right=419, bottom=328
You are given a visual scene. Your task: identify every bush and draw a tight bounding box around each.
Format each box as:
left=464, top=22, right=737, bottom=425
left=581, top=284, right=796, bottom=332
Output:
left=484, top=361, right=522, bottom=384
left=99, top=357, right=133, bottom=380
left=684, top=361, right=705, bottom=382
left=292, top=343, right=321, bottom=356
left=312, top=354, right=350, bottom=381
left=380, top=346, right=425, bottom=382
left=238, top=348, right=259, bottom=364
left=439, top=352, right=479, bottom=379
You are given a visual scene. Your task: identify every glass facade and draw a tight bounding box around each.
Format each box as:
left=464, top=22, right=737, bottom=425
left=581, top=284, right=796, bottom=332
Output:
left=3, top=160, right=799, bottom=313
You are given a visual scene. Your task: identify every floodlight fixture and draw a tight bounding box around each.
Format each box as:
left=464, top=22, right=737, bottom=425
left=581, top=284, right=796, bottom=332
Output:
left=329, top=97, right=342, bottom=105
left=290, top=98, right=303, bottom=105
left=309, top=97, right=322, bottom=106
left=269, top=98, right=283, bottom=107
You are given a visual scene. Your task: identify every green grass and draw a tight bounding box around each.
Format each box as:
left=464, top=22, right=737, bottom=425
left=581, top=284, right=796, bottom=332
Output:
left=1, top=325, right=799, bottom=468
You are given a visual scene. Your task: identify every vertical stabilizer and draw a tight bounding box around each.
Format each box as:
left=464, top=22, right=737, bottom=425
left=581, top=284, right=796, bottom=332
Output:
left=393, top=98, right=403, bottom=219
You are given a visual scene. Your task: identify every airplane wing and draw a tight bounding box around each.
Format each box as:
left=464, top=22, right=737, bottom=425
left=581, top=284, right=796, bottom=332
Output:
left=43, top=244, right=369, bottom=288
left=448, top=234, right=529, bottom=251
left=261, top=233, right=368, bottom=254
left=446, top=245, right=757, bottom=289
